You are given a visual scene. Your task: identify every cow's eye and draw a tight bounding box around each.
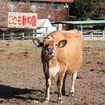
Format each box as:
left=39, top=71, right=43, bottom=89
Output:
left=55, top=42, right=58, bottom=47
left=47, top=36, right=53, bottom=40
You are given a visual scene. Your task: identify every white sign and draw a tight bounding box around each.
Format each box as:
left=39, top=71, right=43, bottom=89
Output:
left=8, top=12, right=37, bottom=29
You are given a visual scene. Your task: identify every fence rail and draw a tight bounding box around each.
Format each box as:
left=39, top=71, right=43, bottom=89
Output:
left=0, top=30, right=105, bottom=40
left=83, top=30, right=105, bottom=40
left=0, top=32, right=34, bottom=40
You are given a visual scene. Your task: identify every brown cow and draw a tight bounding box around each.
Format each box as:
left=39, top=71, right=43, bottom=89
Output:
left=33, top=29, right=84, bottom=103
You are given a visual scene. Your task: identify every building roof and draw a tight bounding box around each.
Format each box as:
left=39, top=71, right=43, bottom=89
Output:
left=37, top=19, right=52, bottom=28
left=59, top=20, right=105, bottom=25
left=30, top=0, right=74, bottom=3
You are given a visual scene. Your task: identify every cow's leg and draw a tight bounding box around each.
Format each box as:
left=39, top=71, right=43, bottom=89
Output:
left=62, top=74, right=67, bottom=95
left=43, top=63, right=51, bottom=102
left=57, top=72, right=65, bottom=102
left=45, top=77, right=51, bottom=101
left=69, top=71, right=77, bottom=96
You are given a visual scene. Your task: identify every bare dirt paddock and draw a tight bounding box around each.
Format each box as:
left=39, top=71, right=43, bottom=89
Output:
left=0, top=40, right=105, bottom=105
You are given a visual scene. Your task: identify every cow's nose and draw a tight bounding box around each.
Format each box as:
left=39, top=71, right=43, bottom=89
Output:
left=48, top=48, right=53, bottom=54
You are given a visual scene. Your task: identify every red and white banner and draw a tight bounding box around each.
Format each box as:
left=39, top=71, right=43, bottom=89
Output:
left=8, top=12, right=37, bottom=29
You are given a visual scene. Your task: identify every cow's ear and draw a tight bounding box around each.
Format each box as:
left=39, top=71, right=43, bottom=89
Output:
left=33, top=38, right=44, bottom=47
left=58, top=40, right=67, bottom=48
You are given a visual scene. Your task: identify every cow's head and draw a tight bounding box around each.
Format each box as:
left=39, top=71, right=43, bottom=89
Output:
left=33, top=35, right=67, bottom=60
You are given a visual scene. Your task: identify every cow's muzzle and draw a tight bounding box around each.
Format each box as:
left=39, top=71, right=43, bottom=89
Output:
left=46, top=47, right=55, bottom=59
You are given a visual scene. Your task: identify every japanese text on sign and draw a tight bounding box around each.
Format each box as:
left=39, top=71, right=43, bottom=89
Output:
left=8, top=12, right=37, bottom=29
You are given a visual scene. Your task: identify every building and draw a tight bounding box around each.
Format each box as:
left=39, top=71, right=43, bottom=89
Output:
left=0, top=0, right=74, bottom=27
left=30, top=0, right=74, bottom=22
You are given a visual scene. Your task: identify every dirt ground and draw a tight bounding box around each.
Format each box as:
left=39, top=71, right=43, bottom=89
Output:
left=0, top=40, right=105, bottom=105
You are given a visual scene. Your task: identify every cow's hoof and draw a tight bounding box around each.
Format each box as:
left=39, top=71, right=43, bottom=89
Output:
left=58, top=100, right=63, bottom=104
left=42, top=99, right=49, bottom=104
left=58, top=98, right=63, bottom=104
left=69, top=92, right=74, bottom=97
left=32, top=100, right=39, bottom=103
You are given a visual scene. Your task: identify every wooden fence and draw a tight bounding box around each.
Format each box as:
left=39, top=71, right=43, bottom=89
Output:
left=0, top=30, right=105, bottom=40
left=0, top=32, right=34, bottom=40
left=83, top=30, right=105, bottom=40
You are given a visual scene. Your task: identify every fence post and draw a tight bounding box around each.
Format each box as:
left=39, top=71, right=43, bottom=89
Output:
left=11, top=33, right=14, bottom=40
left=33, top=29, right=36, bottom=39
left=2, top=33, right=4, bottom=40
left=90, top=32, right=93, bottom=40
left=103, top=30, right=105, bottom=38
left=22, top=32, right=24, bottom=40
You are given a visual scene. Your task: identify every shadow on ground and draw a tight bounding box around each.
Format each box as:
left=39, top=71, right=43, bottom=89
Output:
left=0, top=85, right=44, bottom=102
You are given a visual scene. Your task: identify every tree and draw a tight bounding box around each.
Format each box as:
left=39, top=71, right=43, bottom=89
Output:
left=70, top=0, right=96, bottom=20
left=0, top=0, right=10, bottom=26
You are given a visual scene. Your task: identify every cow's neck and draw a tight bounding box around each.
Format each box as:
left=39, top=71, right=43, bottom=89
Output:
left=49, top=57, right=58, bottom=67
